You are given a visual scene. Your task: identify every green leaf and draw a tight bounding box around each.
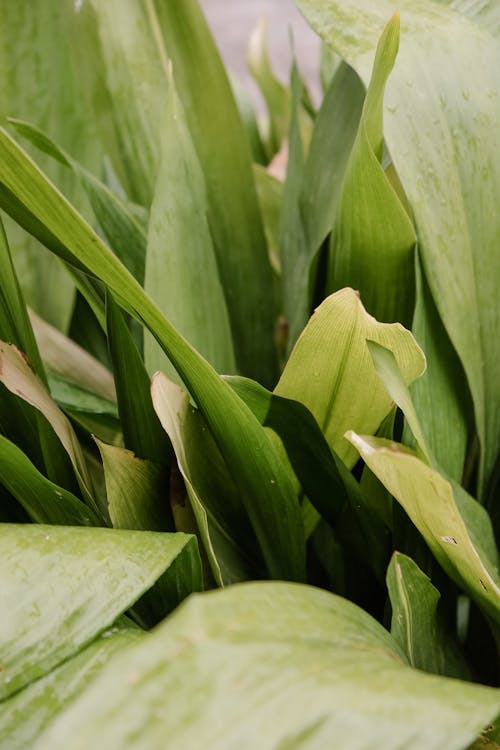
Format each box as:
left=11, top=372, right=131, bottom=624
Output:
left=80, top=0, right=168, bottom=206
left=0, top=621, right=142, bottom=750
left=0, top=1, right=100, bottom=330
left=346, top=433, right=500, bottom=627
left=387, top=551, right=471, bottom=679
left=279, top=64, right=308, bottom=348
left=328, top=14, right=416, bottom=326
left=10, top=118, right=148, bottom=285
left=106, top=294, right=171, bottom=466
left=408, top=257, right=470, bottom=484
left=144, top=69, right=236, bottom=380
left=0, top=435, right=99, bottom=526
left=151, top=373, right=264, bottom=586
left=252, top=164, right=282, bottom=276
left=0, top=523, right=199, bottom=699
left=367, top=339, right=431, bottom=463
left=247, top=17, right=290, bottom=154
left=30, top=308, right=116, bottom=403
left=275, top=288, right=425, bottom=467
left=0, top=341, right=96, bottom=511
left=294, top=0, right=500, bottom=496
left=96, top=440, right=171, bottom=532
left=33, top=582, right=500, bottom=750
left=226, top=374, right=390, bottom=579
left=0, top=217, right=43, bottom=374
left=300, top=60, right=364, bottom=260
left=152, top=0, right=278, bottom=385
left=0, top=129, right=305, bottom=580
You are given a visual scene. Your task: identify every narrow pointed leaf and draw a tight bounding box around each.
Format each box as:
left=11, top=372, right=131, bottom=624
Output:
left=0, top=341, right=96, bottom=509
left=106, top=294, right=171, bottom=465
left=153, top=0, right=278, bottom=385
left=144, top=71, right=236, bottom=380
left=10, top=118, right=147, bottom=284
left=0, top=435, right=99, bottom=526
left=152, top=373, right=263, bottom=586
left=301, top=60, right=364, bottom=256
left=387, top=551, right=471, bottom=678
left=30, top=308, right=116, bottom=403
left=328, top=14, right=416, bottom=326
left=408, top=258, right=470, bottom=484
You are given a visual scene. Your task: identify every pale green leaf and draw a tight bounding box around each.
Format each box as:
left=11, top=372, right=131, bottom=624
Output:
left=301, top=59, right=364, bottom=257
left=96, top=440, right=170, bottom=532
left=294, top=0, right=500, bottom=495
left=328, top=14, right=416, bottom=326
left=367, top=339, right=431, bottom=463
left=33, top=582, right=500, bottom=750
left=346, top=433, right=500, bottom=627
left=152, top=0, right=278, bottom=385
left=0, top=523, right=198, bottom=699
left=151, top=373, right=263, bottom=586
left=0, top=1, right=100, bottom=329
left=387, top=551, right=470, bottom=678
left=144, top=70, right=236, bottom=381
left=248, top=17, right=290, bottom=154
left=29, top=308, right=116, bottom=403
left=0, top=622, right=142, bottom=750
left=276, top=288, right=425, bottom=466
left=81, top=0, right=168, bottom=206
left=0, top=341, right=96, bottom=511
left=408, top=258, right=470, bottom=484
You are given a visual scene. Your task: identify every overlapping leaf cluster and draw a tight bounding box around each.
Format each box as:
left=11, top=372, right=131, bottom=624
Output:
left=0, top=1, right=499, bottom=748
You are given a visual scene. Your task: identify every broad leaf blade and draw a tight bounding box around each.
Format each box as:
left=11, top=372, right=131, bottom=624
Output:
left=33, top=582, right=500, bottom=750
left=0, top=524, right=199, bottom=699
left=275, top=288, right=425, bottom=467
left=0, top=622, right=142, bottom=750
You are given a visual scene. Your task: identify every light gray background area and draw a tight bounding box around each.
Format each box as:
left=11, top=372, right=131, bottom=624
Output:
left=199, top=0, right=321, bottom=105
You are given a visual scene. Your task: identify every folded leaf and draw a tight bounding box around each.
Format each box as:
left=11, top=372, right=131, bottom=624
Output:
left=387, top=551, right=471, bottom=679
left=347, top=433, right=500, bottom=627
left=0, top=524, right=199, bottom=699
left=276, top=288, right=425, bottom=466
